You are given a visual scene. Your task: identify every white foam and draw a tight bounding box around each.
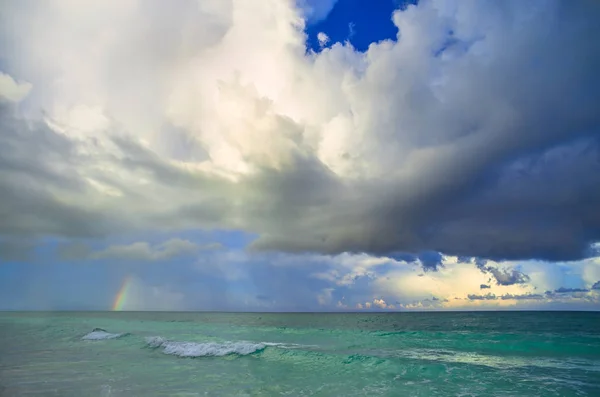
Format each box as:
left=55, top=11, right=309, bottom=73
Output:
left=145, top=336, right=265, bottom=357
left=82, top=331, right=124, bottom=340
left=262, top=342, right=314, bottom=349
left=396, top=348, right=600, bottom=372
left=145, top=336, right=167, bottom=348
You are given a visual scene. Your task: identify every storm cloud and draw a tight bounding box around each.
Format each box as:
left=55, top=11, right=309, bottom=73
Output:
left=0, top=0, right=599, bottom=265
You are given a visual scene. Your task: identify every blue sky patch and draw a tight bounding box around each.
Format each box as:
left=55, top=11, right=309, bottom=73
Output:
left=305, top=0, right=418, bottom=52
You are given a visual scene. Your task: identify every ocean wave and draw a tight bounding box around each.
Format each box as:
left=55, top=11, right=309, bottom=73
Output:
left=145, top=336, right=167, bottom=348
left=262, top=342, right=315, bottom=349
left=144, top=336, right=266, bottom=357
left=386, top=348, right=600, bottom=372
left=82, top=328, right=127, bottom=341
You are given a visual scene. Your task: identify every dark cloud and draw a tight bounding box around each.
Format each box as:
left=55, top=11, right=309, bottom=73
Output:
left=475, top=259, right=488, bottom=270
left=480, top=284, right=491, bottom=289
left=388, top=252, right=441, bottom=272
left=418, top=251, right=444, bottom=272
left=501, top=294, right=544, bottom=301
left=592, top=281, right=600, bottom=290
left=0, top=105, right=122, bottom=240
left=474, top=260, right=530, bottom=286
left=0, top=239, right=35, bottom=262
left=553, top=287, right=590, bottom=294
left=57, top=242, right=92, bottom=261
left=467, top=292, right=561, bottom=303
left=467, top=293, right=497, bottom=301
left=390, top=252, right=419, bottom=263
left=248, top=2, right=600, bottom=262
left=487, top=268, right=530, bottom=286
left=0, top=105, right=236, bottom=247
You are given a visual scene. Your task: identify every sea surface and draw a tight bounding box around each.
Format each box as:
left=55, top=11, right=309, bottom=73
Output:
left=0, top=311, right=599, bottom=396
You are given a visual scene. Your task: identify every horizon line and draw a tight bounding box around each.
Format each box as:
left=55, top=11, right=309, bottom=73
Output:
left=1, top=309, right=599, bottom=314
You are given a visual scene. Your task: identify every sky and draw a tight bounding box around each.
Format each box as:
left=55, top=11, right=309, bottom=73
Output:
left=1, top=0, right=600, bottom=311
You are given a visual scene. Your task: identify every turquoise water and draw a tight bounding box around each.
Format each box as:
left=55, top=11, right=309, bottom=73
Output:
left=0, top=312, right=599, bottom=396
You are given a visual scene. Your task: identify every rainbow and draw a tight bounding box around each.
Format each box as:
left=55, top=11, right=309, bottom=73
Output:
left=112, top=276, right=133, bottom=311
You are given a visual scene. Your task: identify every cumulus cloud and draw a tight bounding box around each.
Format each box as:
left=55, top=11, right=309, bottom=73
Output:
left=319, top=254, right=546, bottom=309
left=373, top=298, right=388, bottom=309
left=348, top=298, right=399, bottom=310
left=0, top=0, right=599, bottom=266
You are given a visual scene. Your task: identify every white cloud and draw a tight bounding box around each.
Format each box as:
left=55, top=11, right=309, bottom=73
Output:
left=307, top=252, right=600, bottom=310
left=317, top=32, right=330, bottom=47
left=373, top=298, right=388, bottom=309
left=581, top=257, right=600, bottom=287
left=317, top=287, right=334, bottom=305
left=0, top=72, right=32, bottom=102
left=310, top=252, right=406, bottom=286
left=380, top=260, right=484, bottom=301
left=298, top=0, right=339, bottom=24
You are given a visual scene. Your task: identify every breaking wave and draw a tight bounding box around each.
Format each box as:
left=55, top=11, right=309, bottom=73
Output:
left=82, top=328, right=128, bottom=341
left=145, top=336, right=266, bottom=357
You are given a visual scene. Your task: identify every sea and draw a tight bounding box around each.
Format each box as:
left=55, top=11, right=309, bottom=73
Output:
left=0, top=311, right=599, bottom=396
